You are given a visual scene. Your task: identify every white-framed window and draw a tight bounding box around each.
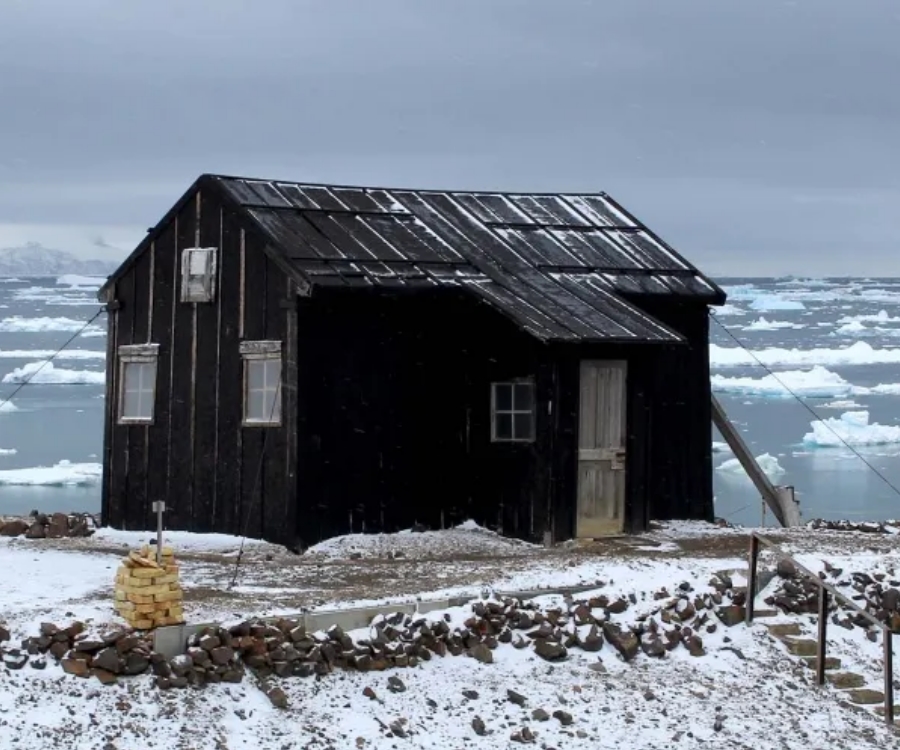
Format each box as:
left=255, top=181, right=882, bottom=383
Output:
left=240, top=341, right=282, bottom=426
left=491, top=379, right=535, bottom=442
left=180, top=247, right=217, bottom=303
left=118, top=344, right=159, bottom=424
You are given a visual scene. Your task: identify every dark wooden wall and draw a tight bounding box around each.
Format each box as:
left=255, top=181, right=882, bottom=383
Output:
left=101, top=187, right=294, bottom=544
left=295, top=288, right=551, bottom=547
left=101, top=194, right=715, bottom=547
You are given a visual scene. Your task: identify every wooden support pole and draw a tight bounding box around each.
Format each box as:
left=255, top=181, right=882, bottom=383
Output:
left=746, top=535, right=760, bottom=625
left=816, top=589, right=828, bottom=686
left=885, top=631, right=894, bottom=725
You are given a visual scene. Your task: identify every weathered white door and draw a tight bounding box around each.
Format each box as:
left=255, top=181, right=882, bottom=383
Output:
left=576, top=360, right=627, bottom=538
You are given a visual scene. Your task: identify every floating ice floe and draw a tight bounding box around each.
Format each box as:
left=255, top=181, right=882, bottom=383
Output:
left=0, top=316, right=104, bottom=333
left=55, top=275, right=106, bottom=289
left=711, top=365, right=900, bottom=399
left=0, top=401, right=17, bottom=413
left=0, top=448, right=16, bottom=456
left=710, top=341, right=900, bottom=368
left=711, top=304, right=746, bottom=317
left=1, top=361, right=105, bottom=385
left=711, top=441, right=733, bottom=454
left=716, top=453, right=785, bottom=479
left=803, top=410, right=900, bottom=447
left=742, top=316, right=804, bottom=331
left=0, top=349, right=104, bottom=360
left=748, top=295, right=805, bottom=312
left=837, top=310, right=900, bottom=325
left=0, top=460, right=101, bottom=486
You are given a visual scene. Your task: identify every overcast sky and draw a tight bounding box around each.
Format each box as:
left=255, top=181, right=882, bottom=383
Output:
left=1, top=0, right=898, bottom=276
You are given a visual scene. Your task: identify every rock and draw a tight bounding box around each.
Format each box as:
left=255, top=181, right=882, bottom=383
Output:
left=882, top=588, right=900, bottom=613
left=602, top=623, right=639, bottom=661
left=61, top=658, right=90, bottom=677
left=30, top=658, right=46, bottom=670
left=686, top=635, right=705, bottom=657
left=363, top=686, right=379, bottom=701
left=25, top=522, right=46, bottom=539
left=462, top=689, right=479, bottom=700
left=553, top=709, right=574, bottom=726
left=469, top=643, right=493, bottom=664
left=507, top=689, right=527, bottom=706
left=580, top=624, right=604, bottom=652
left=92, top=648, right=123, bottom=674
left=472, top=717, right=487, bottom=736
left=387, top=675, right=406, bottom=693
left=846, top=688, right=884, bottom=705
left=2, top=651, right=28, bottom=670
left=46, top=513, right=69, bottom=539
left=123, top=652, right=149, bottom=675
left=532, top=708, right=550, bottom=721
left=607, top=598, right=629, bottom=614
left=777, top=559, right=799, bottom=579
left=715, top=605, right=745, bottom=627
left=533, top=639, right=567, bottom=661
left=210, top=647, right=235, bottom=666
left=0, top=625, right=8, bottom=643
left=640, top=635, right=666, bottom=658
left=0, top=520, right=28, bottom=537
left=266, top=686, right=289, bottom=709
left=93, top=668, right=118, bottom=685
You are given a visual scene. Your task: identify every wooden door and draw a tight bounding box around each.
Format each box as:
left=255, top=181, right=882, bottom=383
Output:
left=576, top=360, right=627, bottom=537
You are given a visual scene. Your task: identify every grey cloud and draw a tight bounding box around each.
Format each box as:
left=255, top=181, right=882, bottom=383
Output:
left=0, top=0, right=898, bottom=274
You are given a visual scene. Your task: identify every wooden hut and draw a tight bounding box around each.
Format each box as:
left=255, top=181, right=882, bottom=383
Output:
left=97, top=174, right=726, bottom=548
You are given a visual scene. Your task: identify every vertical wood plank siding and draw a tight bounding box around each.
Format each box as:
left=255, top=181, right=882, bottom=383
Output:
left=101, top=186, right=714, bottom=547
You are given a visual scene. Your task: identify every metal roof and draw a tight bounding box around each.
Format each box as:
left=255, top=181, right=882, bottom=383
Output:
left=100, top=174, right=727, bottom=344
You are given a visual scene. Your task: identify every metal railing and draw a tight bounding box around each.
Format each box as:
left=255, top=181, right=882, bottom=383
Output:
left=746, top=532, right=895, bottom=725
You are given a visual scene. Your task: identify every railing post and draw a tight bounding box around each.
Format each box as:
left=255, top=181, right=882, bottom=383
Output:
left=885, top=629, right=894, bottom=725
left=816, top=588, right=828, bottom=686
left=746, top=534, right=760, bottom=625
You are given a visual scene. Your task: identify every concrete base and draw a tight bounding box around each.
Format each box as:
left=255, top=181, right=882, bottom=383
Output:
left=153, top=582, right=609, bottom=658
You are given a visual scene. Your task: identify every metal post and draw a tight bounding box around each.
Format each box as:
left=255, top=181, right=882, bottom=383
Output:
left=885, top=630, right=894, bottom=725
left=746, top=534, right=760, bottom=625
left=816, top=589, right=828, bottom=686
left=152, top=501, right=166, bottom=566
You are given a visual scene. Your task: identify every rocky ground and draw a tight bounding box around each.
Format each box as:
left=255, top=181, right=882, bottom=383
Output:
left=0, top=519, right=898, bottom=748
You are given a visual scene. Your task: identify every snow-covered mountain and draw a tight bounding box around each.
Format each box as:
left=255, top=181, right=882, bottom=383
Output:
left=0, top=244, right=120, bottom=277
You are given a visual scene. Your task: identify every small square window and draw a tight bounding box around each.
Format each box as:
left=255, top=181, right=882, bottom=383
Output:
left=117, top=344, right=159, bottom=424
left=241, top=341, right=282, bottom=426
left=180, top=248, right=217, bottom=303
left=491, top=379, right=535, bottom=442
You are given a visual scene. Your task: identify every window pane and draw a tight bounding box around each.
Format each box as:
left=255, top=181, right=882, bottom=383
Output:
left=264, top=358, right=281, bottom=389
left=188, top=250, right=210, bottom=275
left=264, top=388, right=282, bottom=422
left=246, top=390, right=266, bottom=421
left=247, top=360, right=266, bottom=392
left=513, top=412, right=533, bottom=441
left=122, top=361, right=141, bottom=394
left=494, top=413, right=512, bottom=440
left=514, top=382, right=534, bottom=411
left=122, top=386, right=141, bottom=418
left=494, top=383, right=512, bottom=411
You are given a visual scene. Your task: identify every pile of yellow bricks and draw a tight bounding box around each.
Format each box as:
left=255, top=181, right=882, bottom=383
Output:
left=113, top=545, right=184, bottom=630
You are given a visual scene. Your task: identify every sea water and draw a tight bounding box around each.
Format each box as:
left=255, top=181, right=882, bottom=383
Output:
left=2, top=275, right=900, bottom=528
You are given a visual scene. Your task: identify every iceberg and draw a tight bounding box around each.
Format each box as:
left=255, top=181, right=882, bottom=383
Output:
left=748, top=295, right=805, bottom=312
left=743, top=316, right=804, bottom=331
left=1, top=361, right=105, bottom=385
left=711, top=366, right=854, bottom=398
left=803, top=411, right=900, bottom=447
left=716, top=453, right=785, bottom=479
left=0, top=316, right=104, bottom=333
left=0, top=460, right=102, bottom=486
left=837, top=310, right=900, bottom=325
left=710, top=341, right=900, bottom=368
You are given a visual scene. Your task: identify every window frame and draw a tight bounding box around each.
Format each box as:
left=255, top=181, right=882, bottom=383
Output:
left=240, top=340, right=283, bottom=427
left=180, top=247, right=218, bottom=303
left=117, top=344, right=159, bottom=425
left=490, top=378, right=536, bottom=443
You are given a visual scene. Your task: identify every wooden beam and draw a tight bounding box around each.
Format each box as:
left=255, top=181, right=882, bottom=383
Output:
left=711, top=395, right=802, bottom=527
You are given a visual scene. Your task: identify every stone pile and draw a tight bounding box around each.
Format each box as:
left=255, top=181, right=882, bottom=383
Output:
left=114, top=545, right=184, bottom=630
left=765, top=558, right=900, bottom=637
left=0, top=574, right=752, bottom=705
left=0, top=512, right=97, bottom=539
left=807, top=519, right=900, bottom=534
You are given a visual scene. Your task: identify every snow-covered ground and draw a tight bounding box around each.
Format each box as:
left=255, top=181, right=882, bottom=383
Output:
left=0, top=521, right=897, bottom=748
